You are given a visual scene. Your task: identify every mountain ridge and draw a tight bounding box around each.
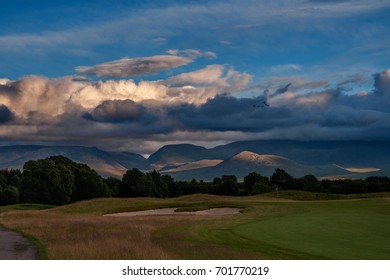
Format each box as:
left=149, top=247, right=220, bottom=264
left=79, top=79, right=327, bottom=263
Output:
left=0, top=140, right=388, bottom=179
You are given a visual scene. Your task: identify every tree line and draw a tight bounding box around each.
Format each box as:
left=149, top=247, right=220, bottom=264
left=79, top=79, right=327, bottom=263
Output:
left=1, top=156, right=390, bottom=206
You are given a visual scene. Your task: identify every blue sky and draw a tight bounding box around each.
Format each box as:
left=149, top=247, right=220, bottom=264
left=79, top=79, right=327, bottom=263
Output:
left=0, top=0, right=389, bottom=153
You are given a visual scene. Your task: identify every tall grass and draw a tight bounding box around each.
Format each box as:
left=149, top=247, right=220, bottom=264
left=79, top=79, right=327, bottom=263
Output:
left=1, top=211, right=186, bottom=259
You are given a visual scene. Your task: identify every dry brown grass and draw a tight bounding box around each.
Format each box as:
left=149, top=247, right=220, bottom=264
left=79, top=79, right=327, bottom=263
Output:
left=0, top=210, right=198, bottom=259
left=0, top=195, right=254, bottom=259
left=0, top=209, right=256, bottom=259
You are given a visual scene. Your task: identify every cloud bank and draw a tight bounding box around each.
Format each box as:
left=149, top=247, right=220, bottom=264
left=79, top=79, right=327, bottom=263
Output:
left=0, top=50, right=389, bottom=153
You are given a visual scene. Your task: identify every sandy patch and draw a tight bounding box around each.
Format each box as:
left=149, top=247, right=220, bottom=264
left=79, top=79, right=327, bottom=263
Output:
left=0, top=226, right=38, bottom=260
left=104, top=207, right=242, bottom=217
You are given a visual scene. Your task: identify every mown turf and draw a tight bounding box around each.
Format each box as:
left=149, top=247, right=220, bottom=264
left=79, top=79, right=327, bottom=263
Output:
left=233, top=199, right=390, bottom=259
left=0, top=192, right=389, bottom=259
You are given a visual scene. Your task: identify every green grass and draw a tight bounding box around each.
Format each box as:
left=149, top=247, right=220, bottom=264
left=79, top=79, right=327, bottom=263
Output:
left=233, top=199, right=390, bottom=259
left=154, top=196, right=390, bottom=259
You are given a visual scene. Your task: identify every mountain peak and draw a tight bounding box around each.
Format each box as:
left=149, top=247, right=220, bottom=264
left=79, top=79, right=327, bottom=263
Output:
left=230, top=151, right=291, bottom=166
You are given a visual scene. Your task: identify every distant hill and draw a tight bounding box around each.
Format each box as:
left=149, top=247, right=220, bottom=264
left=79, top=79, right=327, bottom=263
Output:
left=210, top=140, right=390, bottom=167
left=144, top=144, right=222, bottom=171
left=164, top=151, right=353, bottom=180
left=0, top=145, right=145, bottom=177
left=0, top=140, right=389, bottom=179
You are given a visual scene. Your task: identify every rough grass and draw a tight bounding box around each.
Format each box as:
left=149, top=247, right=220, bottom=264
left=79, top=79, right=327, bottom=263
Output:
left=1, top=192, right=389, bottom=260
left=1, top=211, right=176, bottom=259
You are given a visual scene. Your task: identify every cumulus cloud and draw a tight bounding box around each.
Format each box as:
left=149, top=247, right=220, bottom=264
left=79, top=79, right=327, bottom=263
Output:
left=159, top=65, right=252, bottom=104
left=0, top=60, right=252, bottom=128
left=1, top=67, right=390, bottom=152
left=0, top=76, right=76, bottom=118
left=76, top=55, right=193, bottom=78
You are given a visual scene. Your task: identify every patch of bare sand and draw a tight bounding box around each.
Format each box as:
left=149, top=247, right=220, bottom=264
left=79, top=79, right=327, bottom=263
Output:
left=0, top=226, right=38, bottom=260
left=104, top=207, right=242, bottom=217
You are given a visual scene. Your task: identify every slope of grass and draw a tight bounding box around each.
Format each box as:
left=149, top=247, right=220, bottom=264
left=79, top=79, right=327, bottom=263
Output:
left=48, top=195, right=248, bottom=215
left=0, top=203, right=54, bottom=212
left=233, top=199, right=390, bottom=259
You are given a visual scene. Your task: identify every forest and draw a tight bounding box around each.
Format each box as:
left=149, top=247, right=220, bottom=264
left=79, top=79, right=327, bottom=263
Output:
left=1, top=155, right=390, bottom=206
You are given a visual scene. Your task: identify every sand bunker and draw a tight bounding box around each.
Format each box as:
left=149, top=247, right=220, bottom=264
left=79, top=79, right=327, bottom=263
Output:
left=104, top=207, right=242, bottom=217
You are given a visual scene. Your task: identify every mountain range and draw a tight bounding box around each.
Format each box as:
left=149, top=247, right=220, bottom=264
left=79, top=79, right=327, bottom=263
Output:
left=0, top=140, right=389, bottom=180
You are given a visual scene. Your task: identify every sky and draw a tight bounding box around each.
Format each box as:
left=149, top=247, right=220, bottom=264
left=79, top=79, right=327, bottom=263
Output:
left=0, top=0, right=389, bottom=155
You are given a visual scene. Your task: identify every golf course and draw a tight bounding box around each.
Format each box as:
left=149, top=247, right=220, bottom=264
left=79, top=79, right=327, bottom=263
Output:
left=0, top=191, right=389, bottom=260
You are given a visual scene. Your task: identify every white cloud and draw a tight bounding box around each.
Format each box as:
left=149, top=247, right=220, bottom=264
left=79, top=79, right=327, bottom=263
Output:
left=166, top=49, right=216, bottom=59
left=0, top=62, right=252, bottom=124
left=164, top=65, right=225, bottom=87
left=0, top=76, right=76, bottom=118
left=219, top=40, right=231, bottom=45
left=270, top=64, right=302, bottom=73
left=0, top=79, right=11, bottom=85
left=161, top=65, right=252, bottom=104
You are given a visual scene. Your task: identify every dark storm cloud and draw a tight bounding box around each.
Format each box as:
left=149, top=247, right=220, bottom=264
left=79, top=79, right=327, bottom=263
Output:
left=81, top=99, right=174, bottom=136
left=0, top=105, right=14, bottom=123
left=75, top=70, right=390, bottom=140
left=274, top=83, right=292, bottom=95
left=86, top=99, right=150, bottom=123
left=160, top=77, right=390, bottom=140
left=168, top=94, right=295, bottom=132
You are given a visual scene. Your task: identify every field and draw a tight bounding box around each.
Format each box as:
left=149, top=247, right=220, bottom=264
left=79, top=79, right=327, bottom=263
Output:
left=0, top=192, right=389, bottom=260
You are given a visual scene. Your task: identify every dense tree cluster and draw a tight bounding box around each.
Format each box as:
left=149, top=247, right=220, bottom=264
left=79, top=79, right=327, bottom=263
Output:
left=106, top=168, right=390, bottom=198
left=1, top=157, right=390, bottom=206
left=0, top=156, right=110, bottom=206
